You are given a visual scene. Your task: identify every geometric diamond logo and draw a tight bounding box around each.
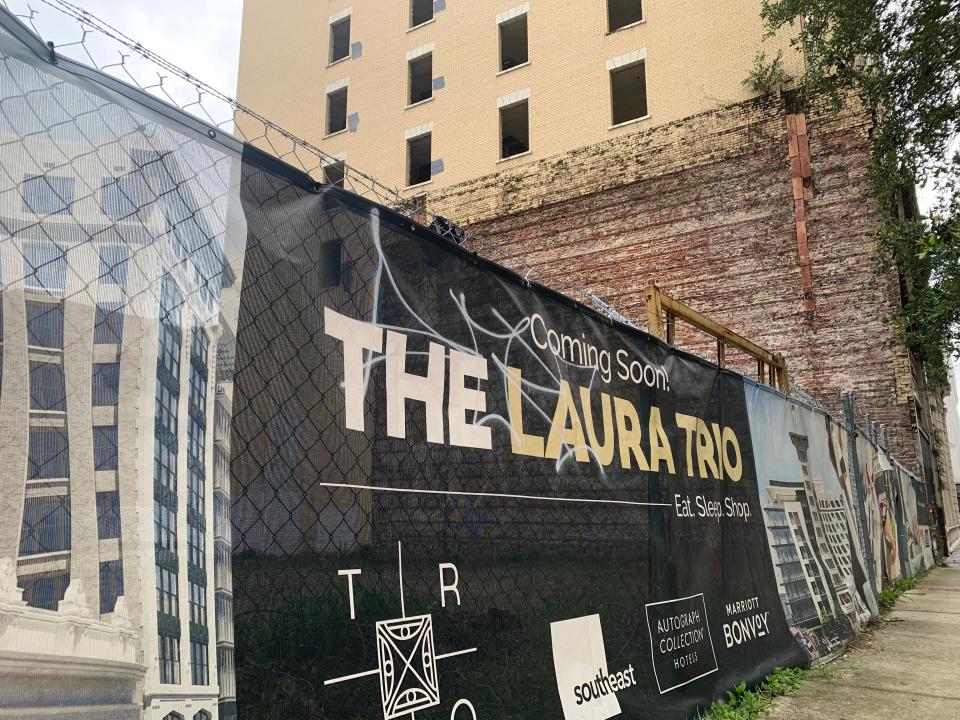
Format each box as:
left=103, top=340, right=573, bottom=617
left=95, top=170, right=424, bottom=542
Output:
left=324, top=543, right=476, bottom=720
left=376, top=614, right=440, bottom=719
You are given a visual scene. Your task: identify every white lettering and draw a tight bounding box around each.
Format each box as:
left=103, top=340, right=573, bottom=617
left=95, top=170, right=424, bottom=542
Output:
left=530, top=313, right=549, bottom=350
left=448, top=350, right=491, bottom=449
left=323, top=308, right=384, bottom=431
left=338, top=568, right=362, bottom=620
left=439, top=563, right=461, bottom=608
left=385, top=330, right=445, bottom=443
left=450, top=699, right=477, bottom=720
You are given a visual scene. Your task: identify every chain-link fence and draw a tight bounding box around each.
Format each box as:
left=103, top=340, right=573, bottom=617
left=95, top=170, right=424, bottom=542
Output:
left=0, top=5, right=948, bottom=720
left=0, top=0, right=610, bottom=309
left=0, top=5, right=249, bottom=717
left=0, top=7, right=668, bottom=716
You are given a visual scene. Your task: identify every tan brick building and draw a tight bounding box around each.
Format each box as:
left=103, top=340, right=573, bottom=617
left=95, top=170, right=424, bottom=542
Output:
left=236, top=0, right=803, bottom=192
left=236, top=1, right=960, bottom=551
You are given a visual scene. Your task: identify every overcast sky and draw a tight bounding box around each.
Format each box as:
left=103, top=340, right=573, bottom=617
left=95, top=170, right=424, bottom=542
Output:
left=78, top=0, right=244, bottom=98
left=8, top=0, right=244, bottom=114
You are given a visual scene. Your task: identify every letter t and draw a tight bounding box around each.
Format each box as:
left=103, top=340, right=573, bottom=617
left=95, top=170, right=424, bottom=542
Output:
left=324, top=307, right=383, bottom=432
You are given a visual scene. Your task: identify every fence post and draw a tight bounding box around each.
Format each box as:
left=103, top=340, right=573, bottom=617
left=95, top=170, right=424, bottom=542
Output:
left=644, top=284, right=665, bottom=340
left=842, top=391, right=877, bottom=596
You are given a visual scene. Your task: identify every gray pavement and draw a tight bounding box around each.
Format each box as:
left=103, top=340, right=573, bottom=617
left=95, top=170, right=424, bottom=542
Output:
left=768, top=560, right=960, bottom=720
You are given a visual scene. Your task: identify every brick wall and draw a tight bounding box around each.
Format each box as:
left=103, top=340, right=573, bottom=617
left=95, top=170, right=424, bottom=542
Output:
left=427, top=92, right=926, bottom=468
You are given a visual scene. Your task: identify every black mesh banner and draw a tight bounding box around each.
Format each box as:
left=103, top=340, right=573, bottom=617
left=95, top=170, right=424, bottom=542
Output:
left=0, top=7, right=939, bottom=719
left=229, top=148, right=807, bottom=720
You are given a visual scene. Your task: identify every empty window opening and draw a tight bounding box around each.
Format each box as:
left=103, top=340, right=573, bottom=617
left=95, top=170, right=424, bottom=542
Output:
left=99, top=559, right=124, bottom=614
left=499, top=15, right=528, bottom=71
left=21, top=570, right=70, bottom=610
left=323, top=161, right=346, bottom=187
left=407, top=133, right=432, bottom=186
left=326, top=87, right=348, bottom=134
left=608, top=0, right=643, bottom=32
left=24, top=242, right=67, bottom=290
left=30, top=361, right=66, bottom=411
left=329, top=17, right=351, bottom=63
left=94, top=427, right=119, bottom=472
left=92, top=361, right=121, bottom=406
left=411, top=0, right=433, bottom=28
left=319, top=239, right=343, bottom=288
left=97, top=490, right=121, bottom=538
left=610, top=60, right=648, bottom=125
left=26, top=300, right=64, bottom=348
left=22, top=175, right=74, bottom=215
left=409, top=54, right=433, bottom=105
left=20, top=495, right=71, bottom=553
left=94, top=303, right=124, bottom=344
left=500, top=101, right=529, bottom=159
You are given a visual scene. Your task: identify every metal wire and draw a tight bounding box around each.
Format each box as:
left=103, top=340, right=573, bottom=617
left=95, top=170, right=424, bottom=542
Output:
left=0, top=0, right=838, bottom=402
left=1, top=0, right=571, bottom=296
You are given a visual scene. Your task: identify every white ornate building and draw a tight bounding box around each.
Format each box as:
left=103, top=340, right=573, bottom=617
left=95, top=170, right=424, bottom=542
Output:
left=0, top=128, right=242, bottom=719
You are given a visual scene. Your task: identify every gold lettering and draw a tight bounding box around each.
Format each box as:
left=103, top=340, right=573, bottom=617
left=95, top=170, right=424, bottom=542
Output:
left=580, top=387, right=615, bottom=466
left=506, top=366, right=544, bottom=457
left=545, top=380, right=589, bottom=462
left=648, top=407, right=675, bottom=474
left=614, top=397, right=650, bottom=471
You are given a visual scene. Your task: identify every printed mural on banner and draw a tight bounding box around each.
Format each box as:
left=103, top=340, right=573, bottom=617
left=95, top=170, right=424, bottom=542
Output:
left=894, top=466, right=933, bottom=576
left=855, top=437, right=936, bottom=588
left=855, top=435, right=892, bottom=590
left=744, top=386, right=878, bottom=664
left=228, top=161, right=808, bottom=720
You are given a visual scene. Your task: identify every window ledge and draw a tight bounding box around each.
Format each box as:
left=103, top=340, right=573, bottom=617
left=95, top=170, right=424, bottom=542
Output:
left=609, top=114, right=650, bottom=130
left=408, top=18, right=435, bottom=32
left=25, top=285, right=65, bottom=296
left=17, top=548, right=71, bottom=560
left=406, top=96, right=435, bottom=110
left=323, top=128, right=348, bottom=139
left=326, top=56, right=350, bottom=68
left=606, top=19, right=646, bottom=34
left=404, top=179, right=434, bottom=191
left=497, top=149, right=532, bottom=163
left=497, top=61, right=530, bottom=76
left=26, top=477, right=69, bottom=485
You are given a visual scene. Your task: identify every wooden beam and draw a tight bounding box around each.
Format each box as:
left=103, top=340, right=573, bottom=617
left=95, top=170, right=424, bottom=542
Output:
left=643, top=284, right=789, bottom=395
left=644, top=284, right=665, bottom=340
left=656, top=289, right=784, bottom=367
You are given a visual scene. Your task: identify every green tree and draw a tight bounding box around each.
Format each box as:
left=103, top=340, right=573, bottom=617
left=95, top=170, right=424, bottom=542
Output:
left=753, top=0, right=960, bottom=379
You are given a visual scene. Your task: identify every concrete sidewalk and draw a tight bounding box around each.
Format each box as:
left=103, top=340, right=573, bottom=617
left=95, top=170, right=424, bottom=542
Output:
left=768, top=561, right=960, bottom=720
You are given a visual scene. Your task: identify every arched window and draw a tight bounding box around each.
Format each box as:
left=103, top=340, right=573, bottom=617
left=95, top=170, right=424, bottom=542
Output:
left=162, top=713, right=184, bottom=720
left=193, top=712, right=210, bottom=720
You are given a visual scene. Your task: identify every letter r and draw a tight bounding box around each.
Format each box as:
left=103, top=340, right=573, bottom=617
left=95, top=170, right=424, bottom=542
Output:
left=439, top=563, right=461, bottom=608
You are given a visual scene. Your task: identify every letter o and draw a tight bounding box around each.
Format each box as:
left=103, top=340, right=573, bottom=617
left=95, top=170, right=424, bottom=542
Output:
left=451, top=699, right=477, bottom=720
left=547, top=328, right=561, bottom=355
left=722, top=427, right=742, bottom=481
left=643, top=365, right=656, bottom=387
left=631, top=360, right=643, bottom=384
